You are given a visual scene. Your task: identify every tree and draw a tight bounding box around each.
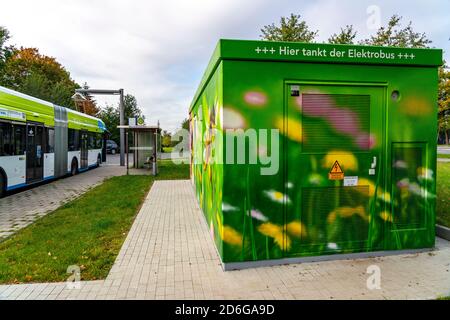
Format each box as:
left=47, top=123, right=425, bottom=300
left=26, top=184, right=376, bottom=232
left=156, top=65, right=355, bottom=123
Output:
left=98, top=94, right=144, bottom=144
left=98, top=104, right=120, bottom=143
left=123, top=94, right=143, bottom=120
left=74, top=82, right=100, bottom=116
left=328, top=25, right=357, bottom=44
left=181, top=118, right=189, bottom=131
left=0, top=26, right=16, bottom=72
left=0, top=47, right=79, bottom=107
left=361, top=15, right=431, bottom=48
left=260, top=13, right=318, bottom=42
left=161, top=130, right=172, bottom=148
left=438, top=64, right=450, bottom=144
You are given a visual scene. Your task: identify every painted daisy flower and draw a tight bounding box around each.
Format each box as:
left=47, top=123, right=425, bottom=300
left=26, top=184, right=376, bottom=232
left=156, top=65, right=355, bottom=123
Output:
left=397, top=178, right=410, bottom=188
left=263, top=189, right=291, bottom=204
left=417, top=167, right=433, bottom=181
left=258, top=222, right=290, bottom=251
left=244, top=91, right=267, bottom=107
left=222, top=202, right=239, bottom=212
left=286, top=221, right=307, bottom=238
left=393, top=160, right=408, bottom=169
left=223, top=107, right=247, bottom=130
left=249, top=209, right=268, bottom=222
left=274, top=116, right=302, bottom=142
left=327, top=243, right=338, bottom=250
left=380, top=211, right=393, bottom=222
left=222, top=226, right=243, bottom=246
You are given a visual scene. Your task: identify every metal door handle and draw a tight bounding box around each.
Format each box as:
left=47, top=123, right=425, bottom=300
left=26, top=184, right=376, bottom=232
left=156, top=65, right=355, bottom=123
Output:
left=371, top=157, right=377, bottom=169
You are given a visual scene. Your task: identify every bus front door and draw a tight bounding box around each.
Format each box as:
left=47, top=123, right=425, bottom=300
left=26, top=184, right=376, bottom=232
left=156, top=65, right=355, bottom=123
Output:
left=26, top=123, right=44, bottom=183
left=80, top=131, right=88, bottom=169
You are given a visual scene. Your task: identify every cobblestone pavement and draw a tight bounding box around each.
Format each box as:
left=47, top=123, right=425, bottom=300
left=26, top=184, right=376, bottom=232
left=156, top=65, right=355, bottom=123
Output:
left=0, top=180, right=449, bottom=300
left=0, top=165, right=126, bottom=240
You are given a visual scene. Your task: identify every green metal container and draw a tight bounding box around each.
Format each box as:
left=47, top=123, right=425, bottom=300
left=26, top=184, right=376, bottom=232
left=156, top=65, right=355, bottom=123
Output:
left=189, top=39, right=442, bottom=269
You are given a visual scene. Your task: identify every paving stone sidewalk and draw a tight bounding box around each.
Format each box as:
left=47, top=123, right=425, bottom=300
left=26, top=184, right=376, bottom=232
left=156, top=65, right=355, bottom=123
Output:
left=0, top=165, right=126, bottom=240
left=0, top=180, right=449, bottom=300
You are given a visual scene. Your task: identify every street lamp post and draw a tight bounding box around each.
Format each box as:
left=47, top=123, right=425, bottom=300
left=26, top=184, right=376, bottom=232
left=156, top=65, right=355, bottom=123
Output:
left=72, top=88, right=126, bottom=167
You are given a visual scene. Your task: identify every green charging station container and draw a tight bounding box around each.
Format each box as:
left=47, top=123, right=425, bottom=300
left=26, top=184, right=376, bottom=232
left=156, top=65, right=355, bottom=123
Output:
left=189, top=39, right=442, bottom=270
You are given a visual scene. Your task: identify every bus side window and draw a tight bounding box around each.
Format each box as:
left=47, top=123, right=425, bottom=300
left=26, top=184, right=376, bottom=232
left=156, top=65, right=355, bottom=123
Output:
left=96, top=133, right=102, bottom=149
left=0, top=122, right=13, bottom=156
left=88, top=132, right=95, bottom=149
left=47, top=128, right=55, bottom=153
left=13, top=125, right=26, bottom=155
left=68, top=129, right=80, bottom=151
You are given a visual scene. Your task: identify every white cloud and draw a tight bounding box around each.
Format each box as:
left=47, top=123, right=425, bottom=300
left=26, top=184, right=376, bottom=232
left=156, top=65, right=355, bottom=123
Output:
left=1, top=0, right=449, bottom=132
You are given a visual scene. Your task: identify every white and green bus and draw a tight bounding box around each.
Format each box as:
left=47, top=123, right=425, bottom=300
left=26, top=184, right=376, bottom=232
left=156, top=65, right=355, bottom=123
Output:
left=0, top=86, right=106, bottom=197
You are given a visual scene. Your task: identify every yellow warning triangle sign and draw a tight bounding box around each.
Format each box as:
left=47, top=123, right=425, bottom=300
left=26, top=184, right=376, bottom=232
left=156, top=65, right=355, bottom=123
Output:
left=329, top=161, right=344, bottom=180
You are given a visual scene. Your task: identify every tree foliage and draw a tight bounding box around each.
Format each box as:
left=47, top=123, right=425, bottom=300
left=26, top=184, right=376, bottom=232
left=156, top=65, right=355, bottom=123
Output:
left=328, top=25, right=357, bottom=44
left=0, top=47, right=80, bottom=107
left=260, top=13, right=318, bottom=42
left=98, top=94, right=144, bottom=144
left=161, top=130, right=172, bottom=148
left=181, top=118, right=189, bottom=131
left=74, top=82, right=100, bottom=116
left=260, top=13, right=447, bottom=142
left=0, top=26, right=16, bottom=71
left=438, top=64, right=450, bottom=144
left=361, top=15, right=432, bottom=48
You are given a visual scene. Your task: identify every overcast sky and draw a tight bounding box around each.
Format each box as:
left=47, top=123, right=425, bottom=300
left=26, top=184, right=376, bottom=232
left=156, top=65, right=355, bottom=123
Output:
left=1, top=0, right=449, bottom=132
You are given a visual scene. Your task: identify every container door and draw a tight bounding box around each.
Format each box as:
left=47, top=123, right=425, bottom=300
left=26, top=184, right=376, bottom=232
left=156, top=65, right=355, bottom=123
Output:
left=80, top=131, right=88, bottom=169
left=284, top=83, right=386, bottom=257
left=26, top=123, right=45, bottom=183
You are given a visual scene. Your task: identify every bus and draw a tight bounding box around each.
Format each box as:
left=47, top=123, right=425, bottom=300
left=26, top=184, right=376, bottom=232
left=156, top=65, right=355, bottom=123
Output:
left=0, top=85, right=106, bottom=197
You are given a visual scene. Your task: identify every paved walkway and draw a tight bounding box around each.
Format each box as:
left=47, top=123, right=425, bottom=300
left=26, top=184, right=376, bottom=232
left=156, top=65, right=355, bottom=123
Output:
left=0, top=165, right=126, bottom=240
left=0, top=180, right=449, bottom=300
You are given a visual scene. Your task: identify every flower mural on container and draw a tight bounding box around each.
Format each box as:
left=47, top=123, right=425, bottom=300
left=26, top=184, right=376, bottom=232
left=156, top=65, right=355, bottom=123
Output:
left=223, top=107, right=247, bottom=130
left=417, top=167, right=433, bottom=181
left=243, top=90, right=268, bottom=107
left=190, top=40, right=439, bottom=264
left=380, top=211, right=393, bottom=222
left=249, top=209, right=268, bottom=222
left=327, top=206, right=368, bottom=224
left=258, top=222, right=289, bottom=251
left=286, top=221, right=307, bottom=238
left=323, top=151, right=358, bottom=172
left=274, top=116, right=302, bottom=142
left=263, top=189, right=291, bottom=204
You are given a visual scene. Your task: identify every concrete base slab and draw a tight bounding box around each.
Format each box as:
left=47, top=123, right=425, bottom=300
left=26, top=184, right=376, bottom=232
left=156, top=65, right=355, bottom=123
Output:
left=436, top=224, right=450, bottom=241
left=222, top=247, right=434, bottom=271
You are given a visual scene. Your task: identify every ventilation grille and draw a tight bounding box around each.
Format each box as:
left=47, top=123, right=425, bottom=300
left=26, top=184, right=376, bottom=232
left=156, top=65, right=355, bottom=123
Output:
left=301, top=186, right=369, bottom=247
left=301, top=94, right=370, bottom=153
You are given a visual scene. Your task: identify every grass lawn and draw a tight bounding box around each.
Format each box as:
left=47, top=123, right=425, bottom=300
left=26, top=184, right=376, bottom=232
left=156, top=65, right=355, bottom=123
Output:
left=437, top=162, right=450, bottom=227
left=0, top=161, right=189, bottom=284
left=438, top=154, right=450, bottom=159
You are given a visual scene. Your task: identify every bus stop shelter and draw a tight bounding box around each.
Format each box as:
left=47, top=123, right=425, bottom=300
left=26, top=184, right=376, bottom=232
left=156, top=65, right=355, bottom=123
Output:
left=117, top=125, right=161, bottom=175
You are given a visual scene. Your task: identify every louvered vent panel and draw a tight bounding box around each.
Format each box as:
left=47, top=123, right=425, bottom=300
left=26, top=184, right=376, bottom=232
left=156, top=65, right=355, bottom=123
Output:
left=301, top=94, right=370, bottom=152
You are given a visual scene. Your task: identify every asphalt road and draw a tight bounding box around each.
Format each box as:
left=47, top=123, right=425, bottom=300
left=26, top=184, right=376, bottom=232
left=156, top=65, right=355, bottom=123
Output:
left=438, top=146, right=450, bottom=155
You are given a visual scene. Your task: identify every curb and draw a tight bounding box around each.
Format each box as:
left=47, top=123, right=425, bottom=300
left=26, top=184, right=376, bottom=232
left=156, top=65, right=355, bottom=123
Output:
left=436, top=224, right=450, bottom=241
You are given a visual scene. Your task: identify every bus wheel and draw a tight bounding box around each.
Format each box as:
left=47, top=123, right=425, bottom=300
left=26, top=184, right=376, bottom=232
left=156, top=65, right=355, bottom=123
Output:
left=0, top=174, right=5, bottom=198
left=70, top=160, right=78, bottom=176
left=97, top=155, right=101, bottom=167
